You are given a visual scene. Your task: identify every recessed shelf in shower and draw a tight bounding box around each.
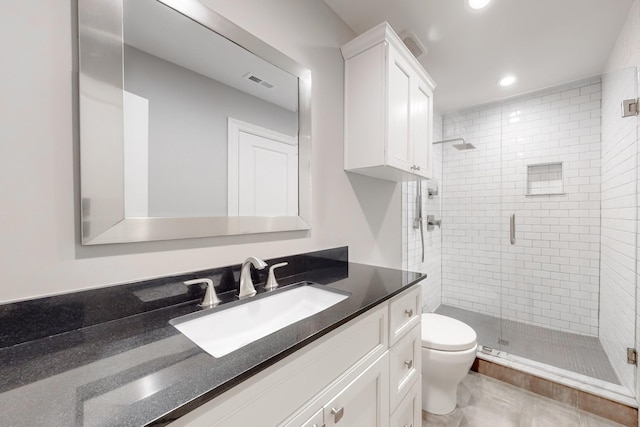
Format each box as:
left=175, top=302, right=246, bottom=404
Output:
left=526, top=162, right=564, bottom=196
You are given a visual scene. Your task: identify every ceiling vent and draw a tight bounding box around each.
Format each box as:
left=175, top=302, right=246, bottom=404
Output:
left=399, top=30, right=427, bottom=58
left=244, top=73, right=275, bottom=89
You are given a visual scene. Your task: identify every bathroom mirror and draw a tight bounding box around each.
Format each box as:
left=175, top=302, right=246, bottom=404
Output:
left=78, top=0, right=311, bottom=244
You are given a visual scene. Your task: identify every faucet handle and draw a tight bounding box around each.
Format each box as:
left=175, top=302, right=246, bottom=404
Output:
left=265, top=262, right=288, bottom=291
left=184, top=278, right=221, bottom=308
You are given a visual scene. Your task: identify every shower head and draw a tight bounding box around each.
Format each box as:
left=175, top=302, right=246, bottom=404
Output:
left=452, top=142, right=475, bottom=150
left=432, top=137, right=476, bottom=150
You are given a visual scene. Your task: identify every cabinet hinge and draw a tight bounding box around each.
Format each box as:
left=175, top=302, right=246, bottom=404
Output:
left=622, top=99, right=639, bottom=117
left=627, top=347, right=637, bottom=365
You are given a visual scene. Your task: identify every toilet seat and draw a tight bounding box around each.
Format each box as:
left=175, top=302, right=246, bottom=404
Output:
left=421, top=313, right=477, bottom=351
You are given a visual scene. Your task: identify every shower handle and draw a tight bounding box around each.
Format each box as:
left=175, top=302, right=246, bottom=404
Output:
left=426, top=215, right=441, bottom=231
left=510, top=213, right=516, bottom=245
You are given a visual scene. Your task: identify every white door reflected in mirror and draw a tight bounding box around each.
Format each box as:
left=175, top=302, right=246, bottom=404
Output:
left=228, top=118, right=298, bottom=217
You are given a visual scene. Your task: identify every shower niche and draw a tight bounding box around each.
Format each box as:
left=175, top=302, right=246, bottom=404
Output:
left=526, top=162, right=564, bottom=196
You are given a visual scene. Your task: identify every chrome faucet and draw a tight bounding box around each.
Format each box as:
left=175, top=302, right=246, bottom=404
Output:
left=238, top=256, right=267, bottom=298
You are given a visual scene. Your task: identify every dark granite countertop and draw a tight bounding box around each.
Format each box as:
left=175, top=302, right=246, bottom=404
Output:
left=0, top=248, right=424, bottom=426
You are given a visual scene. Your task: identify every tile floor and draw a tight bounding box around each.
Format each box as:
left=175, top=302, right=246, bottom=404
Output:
left=422, top=372, right=627, bottom=426
left=435, top=305, right=620, bottom=384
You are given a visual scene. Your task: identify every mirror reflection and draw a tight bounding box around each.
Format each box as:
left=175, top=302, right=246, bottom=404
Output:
left=122, top=0, right=299, bottom=219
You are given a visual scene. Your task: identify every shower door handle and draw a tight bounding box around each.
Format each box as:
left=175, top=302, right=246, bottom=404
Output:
left=510, top=213, right=516, bottom=245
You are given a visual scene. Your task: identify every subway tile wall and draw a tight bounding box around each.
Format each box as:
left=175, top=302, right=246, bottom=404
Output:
left=441, top=77, right=602, bottom=336
left=603, top=0, right=640, bottom=396
left=403, top=112, right=443, bottom=312
left=599, top=68, right=638, bottom=392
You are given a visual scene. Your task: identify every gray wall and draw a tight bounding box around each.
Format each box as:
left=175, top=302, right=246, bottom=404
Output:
left=124, top=45, right=297, bottom=217
left=0, top=0, right=405, bottom=304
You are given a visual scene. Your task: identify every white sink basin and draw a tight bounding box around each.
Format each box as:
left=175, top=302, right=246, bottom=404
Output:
left=171, top=284, right=349, bottom=358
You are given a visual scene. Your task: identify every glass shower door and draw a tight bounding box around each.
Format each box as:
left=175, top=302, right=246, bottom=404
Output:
left=499, top=70, right=637, bottom=394
left=598, top=67, right=638, bottom=393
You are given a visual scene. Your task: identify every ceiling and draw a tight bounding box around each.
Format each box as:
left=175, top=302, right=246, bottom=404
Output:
left=124, top=0, right=298, bottom=112
left=323, top=0, right=634, bottom=113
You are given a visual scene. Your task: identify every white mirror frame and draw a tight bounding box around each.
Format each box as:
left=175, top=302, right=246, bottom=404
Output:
left=78, top=0, right=311, bottom=245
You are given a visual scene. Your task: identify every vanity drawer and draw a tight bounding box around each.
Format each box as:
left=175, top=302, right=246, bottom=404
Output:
left=389, top=323, right=421, bottom=410
left=390, top=376, right=421, bottom=427
left=389, top=286, right=421, bottom=346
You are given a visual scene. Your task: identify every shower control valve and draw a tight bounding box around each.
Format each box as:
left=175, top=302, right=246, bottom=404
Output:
left=426, top=215, right=441, bottom=231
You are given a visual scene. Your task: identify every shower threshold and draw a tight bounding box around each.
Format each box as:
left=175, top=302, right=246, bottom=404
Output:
left=434, top=305, right=635, bottom=406
left=477, top=347, right=635, bottom=407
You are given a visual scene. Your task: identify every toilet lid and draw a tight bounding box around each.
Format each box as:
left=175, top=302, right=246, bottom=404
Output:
left=421, top=313, right=477, bottom=351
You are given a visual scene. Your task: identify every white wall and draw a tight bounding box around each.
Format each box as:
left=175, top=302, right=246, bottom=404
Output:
left=403, top=112, right=443, bottom=312
left=441, top=78, right=602, bottom=337
left=0, top=0, right=403, bottom=304
left=602, top=0, right=640, bottom=396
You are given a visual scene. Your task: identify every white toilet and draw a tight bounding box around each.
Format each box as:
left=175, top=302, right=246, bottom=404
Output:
left=421, top=313, right=477, bottom=415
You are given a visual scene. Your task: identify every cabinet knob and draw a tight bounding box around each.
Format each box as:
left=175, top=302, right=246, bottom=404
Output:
left=405, top=308, right=413, bottom=317
left=404, top=359, right=413, bottom=369
left=331, top=406, right=344, bottom=423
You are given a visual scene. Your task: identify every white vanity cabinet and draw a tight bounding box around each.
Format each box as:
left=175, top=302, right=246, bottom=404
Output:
left=169, top=286, right=422, bottom=427
left=285, top=352, right=390, bottom=427
left=342, top=22, right=436, bottom=182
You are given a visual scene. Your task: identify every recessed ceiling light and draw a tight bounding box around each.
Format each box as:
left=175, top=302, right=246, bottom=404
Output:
left=499, top=75, right=517, bottom=87
left=467, top=0, right=492, bottom=10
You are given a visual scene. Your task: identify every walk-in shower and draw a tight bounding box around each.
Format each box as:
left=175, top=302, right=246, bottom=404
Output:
left=403, top=67, right=639, bottom=405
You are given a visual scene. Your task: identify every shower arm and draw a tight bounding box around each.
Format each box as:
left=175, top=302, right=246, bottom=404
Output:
left=432, top=137, right=466, bottom=145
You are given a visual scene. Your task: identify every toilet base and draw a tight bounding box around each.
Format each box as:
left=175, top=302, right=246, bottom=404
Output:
left=422, top=383, right=457, bottom=415
left=421, top=344, right=477, bottom=415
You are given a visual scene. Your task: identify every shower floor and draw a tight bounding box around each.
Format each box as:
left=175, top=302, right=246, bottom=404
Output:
left=434, top=305, right=621, bottom=385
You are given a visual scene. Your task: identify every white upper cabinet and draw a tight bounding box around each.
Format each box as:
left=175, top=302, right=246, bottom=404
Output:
left=342, top=22, right=436, bottom=181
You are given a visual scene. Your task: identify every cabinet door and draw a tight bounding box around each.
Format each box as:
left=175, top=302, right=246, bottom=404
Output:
left=386, top=47, right=413, bottom=173
left=389, top=378, right=421, bottom=427
left=324, top=353, right=390, bottom=427
left=411, top=79, right=432, bottom=178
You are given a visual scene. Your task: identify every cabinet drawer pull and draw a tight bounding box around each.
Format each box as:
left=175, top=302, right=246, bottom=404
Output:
left=404, top=308, right=413, bottom=317
left=331, top=407, right=344, bottom=423
left=404, top=359, right=413, bottom=369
